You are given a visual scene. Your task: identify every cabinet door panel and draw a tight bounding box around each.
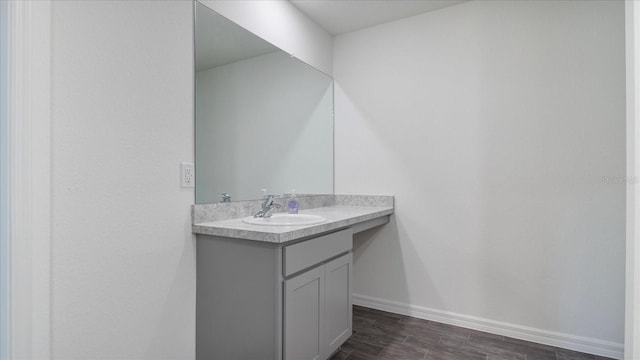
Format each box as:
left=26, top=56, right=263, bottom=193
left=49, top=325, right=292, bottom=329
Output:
left=284, top=266, right=325, bottom=360
left=324, top=253, right=352, bottom=356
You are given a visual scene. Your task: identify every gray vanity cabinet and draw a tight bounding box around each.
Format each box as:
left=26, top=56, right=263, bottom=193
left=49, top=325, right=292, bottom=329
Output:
left=197, top=228, right=353, bottom=360
left=284, top=252, right=353, bottom=360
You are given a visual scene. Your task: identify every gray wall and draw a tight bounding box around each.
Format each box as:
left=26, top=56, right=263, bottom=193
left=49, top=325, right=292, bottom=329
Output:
left=51, top=1, right=195, bottom=358
left=334, top=0, right=625, bottom=347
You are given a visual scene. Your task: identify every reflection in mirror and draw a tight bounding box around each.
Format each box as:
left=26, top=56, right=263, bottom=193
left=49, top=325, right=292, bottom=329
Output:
left=195, top=2, right=334, bottom=203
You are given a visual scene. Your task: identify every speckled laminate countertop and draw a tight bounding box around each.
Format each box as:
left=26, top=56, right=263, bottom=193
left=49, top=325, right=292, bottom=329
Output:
left=193, top=205, right=393, bottom=243
left=192, top=195, right=394, bottom=243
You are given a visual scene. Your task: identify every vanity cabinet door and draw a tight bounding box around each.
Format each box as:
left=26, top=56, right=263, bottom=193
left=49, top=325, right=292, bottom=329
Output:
left=324, top=253, right=352, bottom=356
left=284, top=266, right=325, bottom=360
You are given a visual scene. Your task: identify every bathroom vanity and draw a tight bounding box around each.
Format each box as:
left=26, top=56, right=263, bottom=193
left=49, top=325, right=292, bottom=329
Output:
left=192, top=4, right=393, bottom=359
left=192, top=195, right=393, bottom=360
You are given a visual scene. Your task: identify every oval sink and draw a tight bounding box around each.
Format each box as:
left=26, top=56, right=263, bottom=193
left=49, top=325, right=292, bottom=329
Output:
left=243, top=213, right=326, bottom=226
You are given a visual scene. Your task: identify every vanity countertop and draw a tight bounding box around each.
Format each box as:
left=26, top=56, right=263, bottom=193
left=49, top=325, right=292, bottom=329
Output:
left=193, top=201, right=393, bottom=243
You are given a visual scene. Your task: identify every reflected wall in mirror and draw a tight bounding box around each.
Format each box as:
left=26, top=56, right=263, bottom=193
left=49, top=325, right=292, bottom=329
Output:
left=195, top=2, right=334, bottom=203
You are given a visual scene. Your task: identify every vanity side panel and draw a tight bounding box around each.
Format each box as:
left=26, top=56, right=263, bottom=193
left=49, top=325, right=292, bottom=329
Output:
left=196, top=235, right=279, bottom=360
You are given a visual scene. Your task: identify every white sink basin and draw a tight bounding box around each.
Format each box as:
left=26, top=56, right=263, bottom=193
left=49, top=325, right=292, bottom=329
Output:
left=243, top=213, right=326, bottom=226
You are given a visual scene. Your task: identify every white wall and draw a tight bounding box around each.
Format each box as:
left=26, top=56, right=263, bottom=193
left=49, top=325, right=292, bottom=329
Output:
left=199, top=0, right=333, bottom=76
left=625, top=2, right=640, bottom=358
left=4, top=1, right=52, bottom=358
left=0, top=1, right=8, bottom=352
left=51, top=1, right=195, bottom=358
left=195, top=51, right=333, bottom=203
left=335, top=0, right=625, bottom=354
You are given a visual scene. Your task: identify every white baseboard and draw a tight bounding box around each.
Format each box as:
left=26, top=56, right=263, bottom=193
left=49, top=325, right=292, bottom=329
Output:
left=353, top=293, right=624, bottom=360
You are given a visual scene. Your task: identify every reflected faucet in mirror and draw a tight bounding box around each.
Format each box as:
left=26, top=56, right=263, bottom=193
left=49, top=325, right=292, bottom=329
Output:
left=219, top=193, right=232, bottom=203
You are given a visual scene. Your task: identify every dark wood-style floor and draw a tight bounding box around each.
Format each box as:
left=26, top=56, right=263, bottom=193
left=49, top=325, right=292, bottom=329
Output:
left=330, top=306, right=614, bottom=360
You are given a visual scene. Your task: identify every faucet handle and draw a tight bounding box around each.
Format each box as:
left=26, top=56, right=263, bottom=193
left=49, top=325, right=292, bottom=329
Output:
left=219, top=193, right=231, bottom=202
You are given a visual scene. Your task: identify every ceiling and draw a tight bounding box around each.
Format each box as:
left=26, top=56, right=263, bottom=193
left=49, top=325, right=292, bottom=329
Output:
left=290, top=0, right=468, bottom=36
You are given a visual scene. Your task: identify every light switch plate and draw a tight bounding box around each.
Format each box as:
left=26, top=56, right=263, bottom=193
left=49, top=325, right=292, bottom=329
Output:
left=181, top=162, right=194, bottom=188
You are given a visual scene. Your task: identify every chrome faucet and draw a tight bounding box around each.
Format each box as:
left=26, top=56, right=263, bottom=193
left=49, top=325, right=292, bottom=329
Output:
left=254, top=194, right=281, bottom=218
left=219, top=193, right=232, bottom=203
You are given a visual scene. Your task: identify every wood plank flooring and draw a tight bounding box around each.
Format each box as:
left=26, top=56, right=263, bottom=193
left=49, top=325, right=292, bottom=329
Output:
left=329, top=306, right=614, bottom=360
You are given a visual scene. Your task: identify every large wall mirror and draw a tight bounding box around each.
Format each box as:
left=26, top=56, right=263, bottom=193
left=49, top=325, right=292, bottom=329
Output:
left=195, top=2, right=334, bottom=203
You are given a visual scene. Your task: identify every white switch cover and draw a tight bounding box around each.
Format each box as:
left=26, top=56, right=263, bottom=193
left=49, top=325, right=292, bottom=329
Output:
left=181, top=162, right=194, bottom=188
